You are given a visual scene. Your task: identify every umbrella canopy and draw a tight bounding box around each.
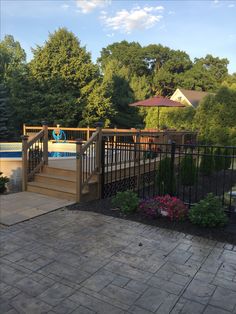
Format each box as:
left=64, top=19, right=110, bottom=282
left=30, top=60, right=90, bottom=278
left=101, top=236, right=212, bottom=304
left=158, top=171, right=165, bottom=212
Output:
left=129, top=95, right=185, bottom=129
left=129, top=95, right=185, bottom=108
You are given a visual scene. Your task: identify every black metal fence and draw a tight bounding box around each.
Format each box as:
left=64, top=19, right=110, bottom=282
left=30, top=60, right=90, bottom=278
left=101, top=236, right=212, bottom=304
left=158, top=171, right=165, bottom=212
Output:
left=101, top=138, right=236, bottom=212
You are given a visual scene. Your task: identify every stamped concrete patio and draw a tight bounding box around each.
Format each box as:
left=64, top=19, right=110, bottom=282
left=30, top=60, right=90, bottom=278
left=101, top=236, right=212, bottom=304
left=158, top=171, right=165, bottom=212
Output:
left=1, top=208, right=236, bottom=314
left=0, top=192, right=74, bottom=226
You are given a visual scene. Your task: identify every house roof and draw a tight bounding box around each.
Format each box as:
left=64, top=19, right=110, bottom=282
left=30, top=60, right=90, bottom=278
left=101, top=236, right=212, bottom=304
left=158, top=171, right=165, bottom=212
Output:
left=178, top=89, right=210, bottom=107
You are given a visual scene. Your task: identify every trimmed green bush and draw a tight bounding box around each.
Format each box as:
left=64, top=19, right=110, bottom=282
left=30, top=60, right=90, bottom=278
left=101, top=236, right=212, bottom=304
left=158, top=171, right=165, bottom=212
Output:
left=213, top=147, right=224, bottom=172
left=112, top=190, right=139, bottom=214
left=158, top=157, right=176, bottom=195
left=0, top=172, right=9, bottom=193
left=200, top=147, right=214, bottom=176
left=222, top=148, right=232, bottom=170
left=180, top=155, right=196, bottom=186
left=189, top=193, right=228, bottom=227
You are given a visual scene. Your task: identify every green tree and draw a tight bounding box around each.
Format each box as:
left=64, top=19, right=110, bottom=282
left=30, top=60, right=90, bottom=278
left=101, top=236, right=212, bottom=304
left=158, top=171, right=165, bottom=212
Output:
left=82, top=81, right=115, bottom=127
left=213, top=147, right=224, bottom=172
left=179, top=55, right=229, bottom=92
left=0, top=84, right=9, bottom=140
left=180, top=154, right=196, bottom=186
left=222, top=73, right=236, bottom=90
left=0, top=35, right=29, bottom=137
left=98, top=40, right=147, bottom=76
left=145, top=106, right=195, bottom=130
left=200, top=147, right=215, bottom=176
left=152, top=50, right=192, bottom=96
left=29, top=28, right=111, bottom=126
left=0, top=35, right=26, bottom=83
left=143, top=44, right=172, bottom=73
left=179, top=62, right=217, bottom=91
left=158, top=157, right=176, bottom=195
left=194, top=54, right=228, bottom=83
left=130, top=75, right=151, bottom=124
left=194, top=87, right=236, bottom=144
left=102, top=59, right=141, bottom=128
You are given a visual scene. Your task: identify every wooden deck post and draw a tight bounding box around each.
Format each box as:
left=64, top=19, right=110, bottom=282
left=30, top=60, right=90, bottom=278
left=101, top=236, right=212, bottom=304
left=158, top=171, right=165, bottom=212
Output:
left=95, top=123, right=103, bottom=199
left=135, top=129, right=141, bottom=162
left=131, top=128, right=137, bottom=143
left=114, top=126, right=117, bottom=143
left=76, top=139, right=83, bottom=202
left=21, top=135, right=29, bottom=191
left=42, top=122, right=48, bottom=165
left=87, top=126, right=90, bottom=141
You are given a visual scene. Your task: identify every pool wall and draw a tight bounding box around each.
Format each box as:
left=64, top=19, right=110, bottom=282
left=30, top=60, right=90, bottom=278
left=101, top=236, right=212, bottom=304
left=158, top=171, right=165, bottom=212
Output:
left=1, top=158, right=22, bottom=192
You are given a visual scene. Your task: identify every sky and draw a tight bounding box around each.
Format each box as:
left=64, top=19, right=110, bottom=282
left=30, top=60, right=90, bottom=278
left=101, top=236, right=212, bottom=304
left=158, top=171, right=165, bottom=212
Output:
left=1, top=0, right=236, bottom=73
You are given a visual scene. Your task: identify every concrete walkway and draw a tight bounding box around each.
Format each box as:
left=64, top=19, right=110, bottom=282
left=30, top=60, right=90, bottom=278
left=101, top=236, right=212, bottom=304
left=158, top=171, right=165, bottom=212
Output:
left=0, top=209, right=236, bottom=313
left=0, top=192, right=74, bottom=226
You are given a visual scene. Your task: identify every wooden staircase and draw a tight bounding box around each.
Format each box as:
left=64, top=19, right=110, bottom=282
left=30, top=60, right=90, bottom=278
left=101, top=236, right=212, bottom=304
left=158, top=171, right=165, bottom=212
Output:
left=27, top=165, right=98, bottom=202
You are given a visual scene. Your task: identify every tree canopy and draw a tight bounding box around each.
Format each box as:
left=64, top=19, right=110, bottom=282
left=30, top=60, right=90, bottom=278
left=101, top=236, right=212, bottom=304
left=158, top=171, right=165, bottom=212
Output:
left=0, top=29, right=235, bottom=144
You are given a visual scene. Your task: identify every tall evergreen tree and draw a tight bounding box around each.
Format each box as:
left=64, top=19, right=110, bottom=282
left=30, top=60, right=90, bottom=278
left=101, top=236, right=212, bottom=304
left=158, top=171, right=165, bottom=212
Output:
left=0, top=35, right=28, bottom=138
left=29, top=28, right=111, bottom=126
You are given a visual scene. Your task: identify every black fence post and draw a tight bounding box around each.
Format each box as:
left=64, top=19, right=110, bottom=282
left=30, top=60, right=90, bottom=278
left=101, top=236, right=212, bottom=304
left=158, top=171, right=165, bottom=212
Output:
left=170, top=141, right=176, bottom=196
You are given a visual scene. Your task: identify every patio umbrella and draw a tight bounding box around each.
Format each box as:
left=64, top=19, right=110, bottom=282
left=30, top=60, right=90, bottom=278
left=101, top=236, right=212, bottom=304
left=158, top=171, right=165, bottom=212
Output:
left=129, top=95, right=185, bottom=129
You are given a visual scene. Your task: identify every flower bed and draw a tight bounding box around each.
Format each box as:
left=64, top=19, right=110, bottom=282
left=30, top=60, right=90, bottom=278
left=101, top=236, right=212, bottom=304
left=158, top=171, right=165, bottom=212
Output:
left=69, top=194, right=236, bottom=245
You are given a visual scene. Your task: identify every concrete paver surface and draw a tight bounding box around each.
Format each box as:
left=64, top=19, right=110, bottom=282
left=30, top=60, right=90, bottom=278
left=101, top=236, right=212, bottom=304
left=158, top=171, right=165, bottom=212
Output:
left=0, top=192, right=74, bottom=225
left=0, top=208, right=236, bottom=313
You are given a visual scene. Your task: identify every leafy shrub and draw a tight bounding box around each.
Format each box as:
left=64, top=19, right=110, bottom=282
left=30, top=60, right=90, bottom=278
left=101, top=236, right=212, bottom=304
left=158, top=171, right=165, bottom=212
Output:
left=112, top=190, right=139, bottom=214
left=139, top=196, right=160, bottom=218
left=158, top=157, right=176, bottom=195
left=139, top=195, right=187, bottom=221
left=200, top=147, right=214, bottom=176
left=157, top=195, right=187, bottom=221
left=213, top=147, right=224, bottom=171
left=189, top=193, right=228, bottom=227
left=180, top=155, right=196, bottom=186
left=0, top=172, right=9, bottom=193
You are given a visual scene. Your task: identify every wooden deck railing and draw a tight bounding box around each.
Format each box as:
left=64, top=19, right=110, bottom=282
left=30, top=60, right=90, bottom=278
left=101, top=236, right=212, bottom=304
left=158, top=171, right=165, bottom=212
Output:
left=21, top=123, right=48, bottom=190
left=22, top=123, right=197, bottom=200
left=24, top=124, right=197, bottom=146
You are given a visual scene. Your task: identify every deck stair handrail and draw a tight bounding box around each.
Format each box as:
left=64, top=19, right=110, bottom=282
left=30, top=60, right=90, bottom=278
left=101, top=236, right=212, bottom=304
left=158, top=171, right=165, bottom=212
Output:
left=21, top=123, right=48, bottom=191
left=76, top=127, right=102, bottom=202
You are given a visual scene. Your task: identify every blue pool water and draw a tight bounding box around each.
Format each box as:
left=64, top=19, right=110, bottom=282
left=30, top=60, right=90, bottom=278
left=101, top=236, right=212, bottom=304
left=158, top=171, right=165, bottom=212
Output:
left=0, top=151, right=76, bottom=158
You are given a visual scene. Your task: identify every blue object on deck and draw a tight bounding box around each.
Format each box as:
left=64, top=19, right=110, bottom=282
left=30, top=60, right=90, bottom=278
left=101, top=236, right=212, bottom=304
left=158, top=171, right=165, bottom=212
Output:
left=52, top=129, right=67, bottom=143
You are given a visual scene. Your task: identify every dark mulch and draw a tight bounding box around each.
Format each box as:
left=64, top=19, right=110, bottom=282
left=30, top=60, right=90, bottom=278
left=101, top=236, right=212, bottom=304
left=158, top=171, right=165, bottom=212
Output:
left=68, top=198, right=236, bottom=246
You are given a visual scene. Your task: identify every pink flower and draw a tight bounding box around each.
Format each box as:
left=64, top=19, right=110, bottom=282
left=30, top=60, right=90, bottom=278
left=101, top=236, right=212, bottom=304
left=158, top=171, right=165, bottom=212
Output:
left=139, top=195, right=187, bottom=221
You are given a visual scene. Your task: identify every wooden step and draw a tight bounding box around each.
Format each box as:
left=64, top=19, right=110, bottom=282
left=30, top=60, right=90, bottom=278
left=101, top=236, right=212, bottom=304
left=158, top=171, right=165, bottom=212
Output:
left=27, top=181, right=76, bottom=201
left=43, top=166, right=76, bottom=178
left=35, top=173, right=76, bottom=189
left=28, top=165, right=99, bottom=202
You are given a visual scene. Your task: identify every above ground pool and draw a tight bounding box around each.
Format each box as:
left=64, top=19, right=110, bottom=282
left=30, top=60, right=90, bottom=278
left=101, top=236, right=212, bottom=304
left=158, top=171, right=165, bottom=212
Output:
left=0, top=151, right=76, bottom=158
left=0, top=142, right=77, bottom=192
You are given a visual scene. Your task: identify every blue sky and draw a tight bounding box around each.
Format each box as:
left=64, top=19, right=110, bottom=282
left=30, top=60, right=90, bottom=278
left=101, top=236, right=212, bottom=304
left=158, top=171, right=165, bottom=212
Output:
left=1, top=0, right=236, bottom=73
